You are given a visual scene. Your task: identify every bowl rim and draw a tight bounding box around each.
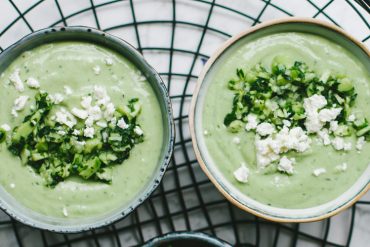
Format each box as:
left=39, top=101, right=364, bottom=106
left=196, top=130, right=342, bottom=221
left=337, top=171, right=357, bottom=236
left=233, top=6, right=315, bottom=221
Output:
left=142, top=231, right=233, bottom=247
left=0, top=26, right=175, bottom=232
left=189, top=17, right=370, bottom=223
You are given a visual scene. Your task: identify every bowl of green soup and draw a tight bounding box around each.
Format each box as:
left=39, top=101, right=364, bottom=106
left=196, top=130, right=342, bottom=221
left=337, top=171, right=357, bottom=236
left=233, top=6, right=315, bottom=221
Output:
left=190, top=18, right=370, bottom=222
left=0, top=27, right=174, bottom=232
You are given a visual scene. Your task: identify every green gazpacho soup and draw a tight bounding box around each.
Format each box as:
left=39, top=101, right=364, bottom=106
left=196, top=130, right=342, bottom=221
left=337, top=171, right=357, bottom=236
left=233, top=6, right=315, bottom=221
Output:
left=202, top=32, right=370, bottom=208
left=0, top=42, right=163, bottom=218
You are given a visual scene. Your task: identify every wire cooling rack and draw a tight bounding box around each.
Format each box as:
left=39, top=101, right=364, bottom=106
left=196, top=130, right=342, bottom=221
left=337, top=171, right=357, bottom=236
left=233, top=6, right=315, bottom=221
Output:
left=0, top=0, right=369, bottom=246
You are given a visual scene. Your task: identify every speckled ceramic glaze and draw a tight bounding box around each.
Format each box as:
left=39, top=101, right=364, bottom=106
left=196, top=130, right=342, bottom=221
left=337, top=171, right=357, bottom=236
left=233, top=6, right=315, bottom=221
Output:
left=190, top=18, right=370, bottom=222
left=0, top=26, right=175, bottom=232
left=142, top=232, right=232, bottom=247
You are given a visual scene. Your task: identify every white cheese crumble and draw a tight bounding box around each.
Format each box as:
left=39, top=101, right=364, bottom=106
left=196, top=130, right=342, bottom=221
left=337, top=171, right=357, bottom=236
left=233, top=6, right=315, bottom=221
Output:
left=1, top=124, right=11, bottom=131
left=204, top=130, right=209, bottom=136
left=282, top=120, right=291, bottom=127
left=83, top=127, right=95, bottom=138
left=134, top=126, right=144, bottom=136
left=317, top=129, right=331, bottom=146
left=10, top=183, right=15, bottom=189
left=12, top=96, right=29, bottom=116
left=336, top=162, right=347, bottom=172
left=72, top=129, right=81, bottom=136
left=9, top=69, right=24, bottom=92
left=94, top=85, right=111, bottom=105
left=245, top=114, right=259, bottom=131
left=331, top=137, right=352, bottom=151
left=232, top=137, right=240, bottom=145
left=64, top=86, right=73, bottom=95
left=318, top=108, right=341, bottom=122
left=313, top=168, right=326, bottom=177
left=356, top=136, right=366, bottom=151
left=25, top=77, right=40, bottom=88
left=57, top=130, right=66, bottom=136
left=278, top=156, right=294, bottom=174
left=62, top=207, right=68, bottom=217
left=303, top=94, right=327, bottom=133
left=93, top=65, right=101, bottom=75
left=81, top=96, right=93, bottom=109
left=233, top=163, right=249, bottom=183
left=96, top=121, right=108, bottom=128
left=117, top=118, right=129, bottom=129
left=104, top=102, right=116, bottom=120
left=256, top=122, right=275, bottom=136
left=49, top=93, right=64, bottom=104
left=55, top=108, right=77, bottom=128
left=255, top=126, right=311, bottom=168
left=348, top=114, right=356, bottom=122
left=105, top=57, right=113, bottom=66
left=329, top=121, right=339, bottom=132
left=71, top=108, right=88, bottom=119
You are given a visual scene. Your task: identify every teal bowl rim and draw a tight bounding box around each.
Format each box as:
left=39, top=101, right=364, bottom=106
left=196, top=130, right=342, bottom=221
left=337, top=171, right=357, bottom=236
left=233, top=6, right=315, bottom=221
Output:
left=142, top=231, right=233, bottom=247
left=0, top=26, right=175, bottom=233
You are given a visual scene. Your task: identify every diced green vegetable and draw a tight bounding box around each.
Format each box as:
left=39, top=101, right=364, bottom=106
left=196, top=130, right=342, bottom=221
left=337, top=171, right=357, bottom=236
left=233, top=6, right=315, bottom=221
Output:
left=6, top=92, right=145, bottom=187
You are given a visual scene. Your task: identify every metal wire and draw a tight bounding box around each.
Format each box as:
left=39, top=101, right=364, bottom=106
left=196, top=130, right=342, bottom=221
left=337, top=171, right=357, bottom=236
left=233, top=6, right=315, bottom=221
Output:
left=0, top=0, right=369, bottom=246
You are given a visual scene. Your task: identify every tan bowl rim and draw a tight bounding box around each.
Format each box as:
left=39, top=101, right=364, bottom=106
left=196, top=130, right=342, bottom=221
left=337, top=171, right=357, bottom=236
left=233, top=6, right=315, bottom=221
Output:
left=189, top=17, right=370, bottom=223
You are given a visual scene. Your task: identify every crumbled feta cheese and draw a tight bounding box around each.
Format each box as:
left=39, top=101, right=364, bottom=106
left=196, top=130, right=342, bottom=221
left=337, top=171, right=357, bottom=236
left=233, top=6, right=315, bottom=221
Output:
left=117, top=118, right=129, bottom=129
left=317, top=129, right=331, bottom=146
left=245, top=114, right=259, bottom=131
left=331, top=137, right=352, bottom=151
left=256, top=122, right=275, bottom=136
left=85, top=116, right=94, bottom=127
left=93, top=65, right=101, bottom=75
left=104, top=102, right=115, bottom=119
left=134, top=126, right=144, bottom=136
left=356, top=136, right=366, bottom=151
left=94, top=85, right=110, bottom=105
left=232, top=137, right=240, bottom=145
left=102, top=132, right=108, bottom=142
left=336, top=162, right=347, bottom=172
left=329, top=121, right=339, bottom=132
left=10, top=183, right=15, bottom=189
left=26, top=77, right=40, bottom=88
left=303, top=94, right=327, bottom=133
left=96, top=121, right=108, bottom=128
left=62, top=207, right=68, bottom=217
left=55, top=108, right=77, bottom=128
left=1, top=124, right=11, bottom=131
left=204, top=130, right=209, bottom=136
left=348, top=114, right=356, bottom=122
left=265, top=100, right=279, bottom=111
left=71, top=108, right=88, bottom=119
left=313, top=168, right=326, bottom=177
left=233, top=163, right=249, bottom=183
left=81, top=96, right=93, bottom=109
left=75, top=141, right=86, bottom=147
left=87, top=105, right=102, bottom=121
left=13, top=96, right=29, bottom=113
left=278, top=156, right=294, bottom=174
left=57, top=130, right=66, bottom=136
left=110, top=117, right=117, bottom=125
left=105, top=57, right=113, bottom=66
left=64, top=86, right=73, bottom=95
left=255, top=126, right=311, bottom=168
left=72, top=129, right=81, bottom=136
left=83, top=127, right=95, bottom=138
left=318, top=108, right=341, bottom=122
left=9, top=69, right=24, bottom=92
left=49, top=93, right=64, bottom=104
left=282, top=120, right=291, bottom=127
left=11, top=109, right=18, bottom=117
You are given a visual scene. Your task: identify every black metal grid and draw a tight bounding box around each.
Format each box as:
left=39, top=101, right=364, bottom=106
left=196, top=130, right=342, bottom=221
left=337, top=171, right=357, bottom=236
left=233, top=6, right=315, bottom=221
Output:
left=0, top=0, right=369, bottom=246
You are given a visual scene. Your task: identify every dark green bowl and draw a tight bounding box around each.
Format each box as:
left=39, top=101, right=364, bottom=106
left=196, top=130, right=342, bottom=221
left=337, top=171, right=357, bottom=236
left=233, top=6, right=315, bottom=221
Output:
left=0, top=26, right=175, bottom=233
left=143, top=232, right=232, bottom=247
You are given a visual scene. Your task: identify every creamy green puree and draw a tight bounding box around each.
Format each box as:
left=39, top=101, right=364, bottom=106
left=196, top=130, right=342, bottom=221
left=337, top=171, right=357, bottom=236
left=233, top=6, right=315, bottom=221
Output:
left=0, top=42, right=163, bottom=217
left=202, top=32, right=370, bottom=208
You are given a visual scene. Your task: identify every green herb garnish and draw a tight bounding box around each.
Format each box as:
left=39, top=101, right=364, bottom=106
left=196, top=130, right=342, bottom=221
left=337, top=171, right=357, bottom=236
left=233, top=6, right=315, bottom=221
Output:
left=7, top=92, right=144, bottom=186
left=224, top=60, right=370, bottom=140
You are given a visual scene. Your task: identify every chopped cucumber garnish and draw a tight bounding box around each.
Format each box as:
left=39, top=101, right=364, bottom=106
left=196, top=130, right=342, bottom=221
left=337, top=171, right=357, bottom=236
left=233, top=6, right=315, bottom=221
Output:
left=224, top=61, right=369, bottom=140
left=7, top=92, right=144, bottom=187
